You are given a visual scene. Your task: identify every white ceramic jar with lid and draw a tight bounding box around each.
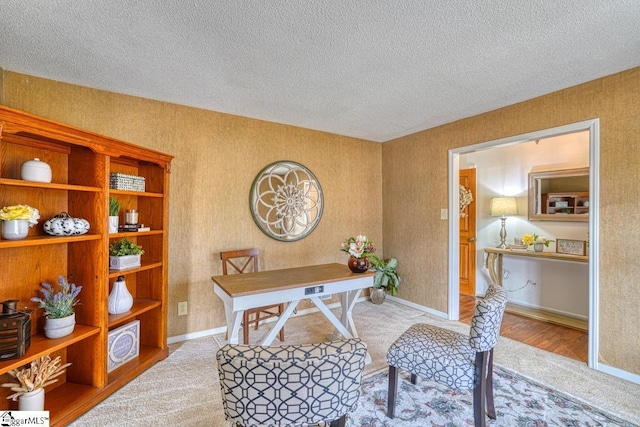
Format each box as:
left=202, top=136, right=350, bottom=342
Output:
left=21, top=158, right=52, bottom=183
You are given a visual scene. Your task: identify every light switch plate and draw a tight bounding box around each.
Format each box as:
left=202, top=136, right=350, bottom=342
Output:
left=441, top=208, right=448, bottom=220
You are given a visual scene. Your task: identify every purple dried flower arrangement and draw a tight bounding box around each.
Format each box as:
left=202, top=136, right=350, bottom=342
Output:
left=31, top=276, right=82, bottom=319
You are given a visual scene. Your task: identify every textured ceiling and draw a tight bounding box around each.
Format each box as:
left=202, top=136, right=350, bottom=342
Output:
left=1, top=1, right=639, bottom=142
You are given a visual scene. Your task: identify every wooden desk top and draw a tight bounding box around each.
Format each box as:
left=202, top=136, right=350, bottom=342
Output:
left=211, top=262, right=375, bottom=297
left=484, top=247, right=588, bottom=263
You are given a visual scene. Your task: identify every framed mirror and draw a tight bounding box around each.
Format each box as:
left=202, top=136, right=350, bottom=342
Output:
left=528, top=167, right=589, bottom=222
left=250, top=161, right=323, bottom=241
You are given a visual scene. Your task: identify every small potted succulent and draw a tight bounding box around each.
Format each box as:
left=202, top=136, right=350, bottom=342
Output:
left=109, top=238, right=144, bottom=270
left=1, top=354, right=71, bottom=410
left=31, top=276, right=82, bottom=339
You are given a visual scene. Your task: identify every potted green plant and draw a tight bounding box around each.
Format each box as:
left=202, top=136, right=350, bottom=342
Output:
left=109, top=238, right=144, bottom=270
left=31, top=276, right=82, bottom=339
left=1, top=354, right=71, bottom=410
left=367, top=256, right=401, bottom=304
left=109, top=196, right=120, bottom=234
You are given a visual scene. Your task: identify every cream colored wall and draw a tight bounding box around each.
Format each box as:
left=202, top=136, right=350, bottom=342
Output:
left=383, top=67, right=640, bottom=375
left=0, top=71, right=383, bottom=338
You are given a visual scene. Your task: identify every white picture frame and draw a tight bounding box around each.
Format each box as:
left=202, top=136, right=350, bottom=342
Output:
left=108, top=320, right=140, bottom=372
left=556, top=239, right=587, bottom=256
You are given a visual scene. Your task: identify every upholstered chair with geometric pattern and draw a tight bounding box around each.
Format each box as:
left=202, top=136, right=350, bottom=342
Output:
left=216, top=339, right=368, bottom=427
left=386, top=285, right=508, bottom=427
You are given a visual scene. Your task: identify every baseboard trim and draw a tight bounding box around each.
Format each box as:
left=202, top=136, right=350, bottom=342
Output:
left=386, top=295, right=448, bottom=319
left=597, top=362, right=640, bottom=385
left=505, top=301, right=588, bottom=331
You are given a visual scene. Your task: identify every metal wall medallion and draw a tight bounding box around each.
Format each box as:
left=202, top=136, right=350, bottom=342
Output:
left=250, top=161, right=323, bottom=241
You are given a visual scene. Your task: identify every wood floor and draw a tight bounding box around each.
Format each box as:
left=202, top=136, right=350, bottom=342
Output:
left=460, top=295, right=589, bottom=362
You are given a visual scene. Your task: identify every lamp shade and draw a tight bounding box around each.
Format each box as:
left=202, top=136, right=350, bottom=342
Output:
left=490, top=197, right=518, bottom=217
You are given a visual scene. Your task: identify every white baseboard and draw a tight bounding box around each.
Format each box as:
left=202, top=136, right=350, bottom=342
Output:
left=167, top=297, right=368, bottom=345
left=386, top=295, right=448, bottom=319
left=596, top=362, right=640, bottom=385
left=505, top=298, right=588, bottom=322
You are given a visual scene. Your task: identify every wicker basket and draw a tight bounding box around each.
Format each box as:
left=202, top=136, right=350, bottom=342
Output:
left=110, top=173, right=146, bottom=192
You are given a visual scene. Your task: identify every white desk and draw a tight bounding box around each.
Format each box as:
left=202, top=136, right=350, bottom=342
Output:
left=211, top=263, right=375, bottom=347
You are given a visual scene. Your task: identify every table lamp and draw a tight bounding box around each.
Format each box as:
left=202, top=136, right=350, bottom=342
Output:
left=490, top=197, right=518, bottom=249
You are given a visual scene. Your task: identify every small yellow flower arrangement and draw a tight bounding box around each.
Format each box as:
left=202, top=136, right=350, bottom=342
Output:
left=0, top=204, right=40, bottom=226
left=522, top=233, right=554, bottom=247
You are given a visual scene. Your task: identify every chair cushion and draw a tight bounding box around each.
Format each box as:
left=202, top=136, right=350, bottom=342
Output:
left=387, top=323, right=476, bottom=390
left=216, top=339, right=367, bottom=426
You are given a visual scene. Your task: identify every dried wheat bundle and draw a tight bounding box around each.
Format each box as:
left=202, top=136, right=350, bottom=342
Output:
left=1, top=355, right=71, bottom=401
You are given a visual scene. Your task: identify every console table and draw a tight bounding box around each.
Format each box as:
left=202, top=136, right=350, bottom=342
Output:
left=484, top=247, right=589, bottom=330
left=484, top=247, right=588, bottom=285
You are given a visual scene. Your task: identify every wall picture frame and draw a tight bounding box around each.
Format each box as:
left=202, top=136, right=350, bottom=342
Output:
left=556, top=238, right=587, bottom=256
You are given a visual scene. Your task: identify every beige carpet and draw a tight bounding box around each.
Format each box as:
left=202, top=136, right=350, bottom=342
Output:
left=70, top=300, right=640, bottom=426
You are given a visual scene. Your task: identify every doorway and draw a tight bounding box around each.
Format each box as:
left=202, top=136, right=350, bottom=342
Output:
left=447, top=119, right=599, bottom=369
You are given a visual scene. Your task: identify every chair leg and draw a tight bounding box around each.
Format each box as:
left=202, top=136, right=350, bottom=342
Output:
left=278, top=303, right=285, bottom=342
left=387, top=365, right=398, bottom=418
left=486, top=349, right=496, bottom=419
left=410, top=373, right=417, bottom=384
left=473, top=351, right=488, bottom=427
left=243, top=312, right=250, bottom=345
left=329, top=415, right=346, bottom=427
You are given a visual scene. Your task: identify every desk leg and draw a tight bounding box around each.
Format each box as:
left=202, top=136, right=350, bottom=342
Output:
left=260, top=301, right=300, bottom=346
left=226, top=307, right=244, bottom=344
left=340, top=289, right=362, bottom=337
left=485, top=252, right=503, bottom=286
left=309, top=296, right=354, bottom=339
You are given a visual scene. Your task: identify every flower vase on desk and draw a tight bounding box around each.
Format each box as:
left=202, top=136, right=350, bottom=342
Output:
left=108, top=275, right=133, bottom=314
left=348, top=256, right=370, bottom=273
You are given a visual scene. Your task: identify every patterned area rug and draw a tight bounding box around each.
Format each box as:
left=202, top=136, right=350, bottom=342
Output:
left=349, top=366, right=638, bottom=426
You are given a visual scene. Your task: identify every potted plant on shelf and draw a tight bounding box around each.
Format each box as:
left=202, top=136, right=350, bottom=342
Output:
left=109, top=196, right=120, bottom=234
left=522, top=233, right=555, bottom=252
left=367, top=256, right=401, bottom=304
left=0, top=204, right=40, bottom=240
left=1, top=354, right=71, bottom=410
left=340, top=234, right=376, bottom=273
left=31, top=276, right=82, bottom=339
left=109, top=238, right=144, bottom=270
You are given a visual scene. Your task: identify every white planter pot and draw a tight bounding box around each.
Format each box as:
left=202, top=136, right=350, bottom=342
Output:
left=109, top=216, right=119, bottom=234
left=2, top=219, right=29, bottom=240
left=110, top=254, right=141, bottom=270
left=19, top=388, right=45, bottom=411
left=44, top=313, right=76, bottom=339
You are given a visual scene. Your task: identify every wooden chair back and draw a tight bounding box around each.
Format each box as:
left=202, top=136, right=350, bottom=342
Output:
left=221, top=248, right=259, bottom=275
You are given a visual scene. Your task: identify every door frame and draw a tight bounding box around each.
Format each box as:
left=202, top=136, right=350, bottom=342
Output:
left=447, top=119, right=599, bottom=370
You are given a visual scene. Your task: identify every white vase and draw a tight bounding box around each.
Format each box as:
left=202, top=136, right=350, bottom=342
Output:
left=534, top=243, right=544, bottom=252
left=109, top=216, right=119, bottom=234
left=18, top=388, right=45, bottom=411
left=108, top=277, right=134, bottom=314
left=2, top=219, right=29, bottom=240
left=44, top=313, right=76, bottom=339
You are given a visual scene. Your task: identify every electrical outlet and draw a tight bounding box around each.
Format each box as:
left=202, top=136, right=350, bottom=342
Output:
left=178, top=301, right=188, bottom=316
left=527, top=280, right=537, bottom=288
